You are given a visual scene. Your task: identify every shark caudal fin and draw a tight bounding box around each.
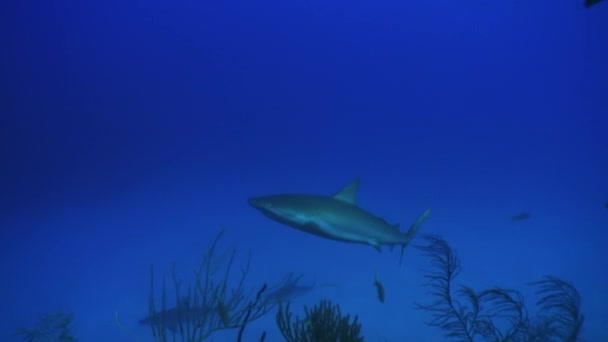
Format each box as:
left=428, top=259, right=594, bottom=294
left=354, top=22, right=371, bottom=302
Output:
left=399, top=208, right=431, bottom=264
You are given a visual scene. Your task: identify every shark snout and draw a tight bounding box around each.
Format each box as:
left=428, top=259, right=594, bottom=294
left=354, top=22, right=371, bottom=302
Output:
left=248, top=197, right=266, bottom=209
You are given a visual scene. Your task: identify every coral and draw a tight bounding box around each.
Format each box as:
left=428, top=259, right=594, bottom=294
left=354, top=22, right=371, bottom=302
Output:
left=524, top=276, right=584, bottom=342
left=141, top=229, right=290, bottom=342
left=415, top=234, right=584, bottom=342
left=276, top=299, right=364, bottom=342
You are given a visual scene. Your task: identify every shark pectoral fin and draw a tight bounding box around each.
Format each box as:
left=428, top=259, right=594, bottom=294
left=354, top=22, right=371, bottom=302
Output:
left=371, top=241, right=381, bottom=252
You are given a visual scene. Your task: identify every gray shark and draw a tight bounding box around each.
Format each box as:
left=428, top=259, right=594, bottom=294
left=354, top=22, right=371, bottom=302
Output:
left=264, top=273, right=334, bottom=304
left=249, top=179, right=431, bottom=259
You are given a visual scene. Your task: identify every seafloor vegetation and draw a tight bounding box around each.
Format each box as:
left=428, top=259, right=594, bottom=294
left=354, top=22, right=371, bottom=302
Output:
left=16, top=311, right=76, bottom=342
left=414, top=234, right=584, bottom=342
left=17, top=232, right=585, bottom=342
left=276, top=300, right=363, bottom=342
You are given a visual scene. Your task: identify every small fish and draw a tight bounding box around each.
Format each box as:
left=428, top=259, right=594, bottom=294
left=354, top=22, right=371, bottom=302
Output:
left=584, top=0, right=604, bottom=8
left=138, top=300, right=212, bottom=332
left=373, top=274, right=385, bottom=303
left=264, top=273, right=334, bottom=304
left=604, top=201, right=608, bottom=209
left=511, top=212, right=530, bottom=221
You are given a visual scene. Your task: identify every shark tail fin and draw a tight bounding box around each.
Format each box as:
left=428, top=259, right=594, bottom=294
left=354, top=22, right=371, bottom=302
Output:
left=399, top=208, right=432, bottom=265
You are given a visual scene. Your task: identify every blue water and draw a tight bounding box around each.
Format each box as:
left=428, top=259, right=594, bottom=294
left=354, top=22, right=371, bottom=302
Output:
left=1, top=0, right=606, bottom=341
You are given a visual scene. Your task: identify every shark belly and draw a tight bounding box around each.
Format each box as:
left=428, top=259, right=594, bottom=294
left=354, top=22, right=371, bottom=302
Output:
left=307, top=209, right=403, bottom=248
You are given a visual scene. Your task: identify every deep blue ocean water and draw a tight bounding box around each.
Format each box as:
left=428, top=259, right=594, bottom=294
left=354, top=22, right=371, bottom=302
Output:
left=1, top=0, right=606, bottom=341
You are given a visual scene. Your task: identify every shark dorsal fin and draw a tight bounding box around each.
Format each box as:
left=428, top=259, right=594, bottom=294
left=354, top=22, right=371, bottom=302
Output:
left=333, top=179, right=360, bottom=204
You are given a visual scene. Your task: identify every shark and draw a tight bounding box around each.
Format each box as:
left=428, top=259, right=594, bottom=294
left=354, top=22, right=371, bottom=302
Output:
left=249, top=179, right=431, bottom=260
left=138, top=301, right=213, bottom=332
left=264, top=273, right=335, bottom=304
left=138, top=274, right=312, bottom=332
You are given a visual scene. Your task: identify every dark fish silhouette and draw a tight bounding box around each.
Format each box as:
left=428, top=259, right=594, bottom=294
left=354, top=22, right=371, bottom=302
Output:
left=373, top=274, right=385, bottom=303
left=264, top=273, right=334, bottom=303
left=511, top=212, right=531, bottom=221
left=584, top=0, right=604, bottom=8
left=138, top=301, right=212, bottom=332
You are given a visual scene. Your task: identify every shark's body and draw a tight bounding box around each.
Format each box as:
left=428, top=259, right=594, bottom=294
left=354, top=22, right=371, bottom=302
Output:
left=249, top=179, right=430, bottom=254
left=264, top=273, right=332, bottom=304
left=138, top=303, right=212, bottom=332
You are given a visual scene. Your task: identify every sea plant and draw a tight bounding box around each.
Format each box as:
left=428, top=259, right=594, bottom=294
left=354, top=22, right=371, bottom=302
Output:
left=415, top=234, right=584, bottom=342
left=276, top=299, right=364, bottom=342
left=141, top=228, right=288, bottom=342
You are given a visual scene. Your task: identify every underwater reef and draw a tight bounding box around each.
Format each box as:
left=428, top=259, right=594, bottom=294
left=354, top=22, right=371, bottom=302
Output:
left=415, top=234, right=584, bottom=342
left=16, top=231, right=586, bottom=341
left=263, top=234, right=585, bottom=342
left=139, top=229, right=290, bottom=342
